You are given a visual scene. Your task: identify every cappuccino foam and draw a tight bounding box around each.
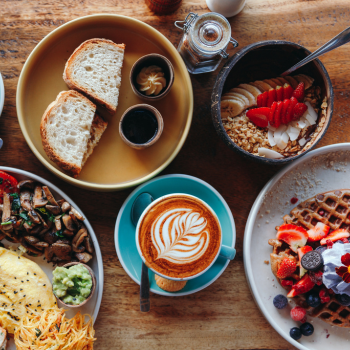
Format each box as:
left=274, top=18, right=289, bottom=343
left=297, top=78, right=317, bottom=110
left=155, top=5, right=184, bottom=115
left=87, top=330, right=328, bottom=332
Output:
left=138, top=195, right=221, bottom=279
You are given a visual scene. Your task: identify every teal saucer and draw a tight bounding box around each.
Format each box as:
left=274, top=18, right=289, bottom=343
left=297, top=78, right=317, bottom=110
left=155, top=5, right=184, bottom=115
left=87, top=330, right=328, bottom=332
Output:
left=114, top=174, right=236, bottom=296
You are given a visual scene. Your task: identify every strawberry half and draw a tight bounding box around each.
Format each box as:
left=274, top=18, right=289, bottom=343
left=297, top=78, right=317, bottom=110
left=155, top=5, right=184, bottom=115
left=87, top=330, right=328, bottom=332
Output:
left=283, top=83, right=294, bottom=100
left=285, top=97, right=298, bottom=124
left=292, top=102, right=308, bottom=121
left=281, top=99, right=291, bottom=125
left=261, top=91, right=269, bottom=107
left=287, top=274, right=315, bottom=298
left=298, top=245, right=313, bottom=278
left=257, top=94, right=263, bottom=107
left=274, top=101, right=283, bottom=128
left=268, top=102, right=277, bottom=125
left=307, top=222, right=330, bottom=242
left=292, top=82, right=305, bottom=102
left=277, top=258, right=297, bottom=279
left=276, top=85, right=283, bottom=101
left=276, top=224, right=308, bottom=253
left=320, top=228, right=350, bottom=245
left=267, top=89, right=277, bottom=107
left=246, top=107, right=270, bottom=128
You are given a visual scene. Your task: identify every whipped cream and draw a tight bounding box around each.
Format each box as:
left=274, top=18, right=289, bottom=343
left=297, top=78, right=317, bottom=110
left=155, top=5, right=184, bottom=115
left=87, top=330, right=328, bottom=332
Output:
left=136, top=65, right=166, bottom=96
left=151, top=208, right=209, bottom=264
left=322, top=242, right=350, bottom=296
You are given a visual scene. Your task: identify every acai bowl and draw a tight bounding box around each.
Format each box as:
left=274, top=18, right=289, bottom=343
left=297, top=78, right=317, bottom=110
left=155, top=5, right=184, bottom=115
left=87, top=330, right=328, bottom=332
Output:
left=211, top=41, right=334, bottom=165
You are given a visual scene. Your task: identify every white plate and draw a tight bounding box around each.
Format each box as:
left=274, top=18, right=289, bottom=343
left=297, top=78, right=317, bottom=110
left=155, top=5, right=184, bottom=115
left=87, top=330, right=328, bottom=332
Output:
left=244, top=143, right=350, bottom=350
left=0, top=167, right=103, bottom=349
left=0, top=73, right=4, bottom=116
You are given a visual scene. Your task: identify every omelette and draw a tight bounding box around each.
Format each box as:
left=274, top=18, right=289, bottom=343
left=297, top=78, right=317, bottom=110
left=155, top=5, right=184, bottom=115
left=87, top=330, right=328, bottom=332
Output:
left=0, top=247, right=56, bottom=334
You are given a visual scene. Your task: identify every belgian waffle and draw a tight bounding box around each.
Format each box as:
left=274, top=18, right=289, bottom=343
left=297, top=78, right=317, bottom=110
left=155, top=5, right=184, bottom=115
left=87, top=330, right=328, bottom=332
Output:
left=269, top=189, right=350, bottom=328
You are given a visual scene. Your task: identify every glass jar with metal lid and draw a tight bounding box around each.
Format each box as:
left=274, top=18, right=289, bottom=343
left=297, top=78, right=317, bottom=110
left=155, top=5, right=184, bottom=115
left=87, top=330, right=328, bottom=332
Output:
left=175, top=12, right=238, bottom=74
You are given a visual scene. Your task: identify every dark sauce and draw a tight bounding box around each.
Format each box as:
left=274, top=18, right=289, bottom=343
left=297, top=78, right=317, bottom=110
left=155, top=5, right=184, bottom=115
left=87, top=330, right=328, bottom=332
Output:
left=122, top=109, right=158, bottom=144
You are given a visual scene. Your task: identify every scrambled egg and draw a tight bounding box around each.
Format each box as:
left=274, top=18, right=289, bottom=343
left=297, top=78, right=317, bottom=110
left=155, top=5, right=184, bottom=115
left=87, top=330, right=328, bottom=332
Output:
left=0, top=247, right=56, bottom=333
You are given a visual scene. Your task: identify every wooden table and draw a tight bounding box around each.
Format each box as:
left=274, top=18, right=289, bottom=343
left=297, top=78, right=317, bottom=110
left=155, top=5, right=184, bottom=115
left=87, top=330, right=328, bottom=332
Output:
left=1, top=0, right=350, bottom=348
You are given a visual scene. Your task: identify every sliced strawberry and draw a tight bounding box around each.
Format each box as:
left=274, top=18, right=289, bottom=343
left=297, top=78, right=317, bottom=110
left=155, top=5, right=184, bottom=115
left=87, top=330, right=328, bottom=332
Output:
left=276, top=85, right=283, bottom=101
left=292, top=102, right=308, bottom=121
left=283, top=83, right=294, bottom=100
left=277, top=258, right=297, bottom=279
left=292, top=82, right=305, bottom=102
left=246, top=107, right=270, bottom=128
left=307, top=222, right=330, bottom=242
left=261, top=91, right=268, bottom=107
left=287, top=274, right=315, bottom=297
left=257, top=94, right=263, bottom=107
left=320, top=228, right=350, bottom=245
left=274, top=101, right=283, bottom=128
left=281, top=99, right=291, bottom=125
left=285, top=97, right=298, bottom=123
left=281, top=279, right=294, bottom=289
left=267, top=89, right=277, bottom=107
left=276, top=224, right=308, bottom=253
left=268, top=102, right=277, bottom=124
left=298, top=245, right=313, bottom=278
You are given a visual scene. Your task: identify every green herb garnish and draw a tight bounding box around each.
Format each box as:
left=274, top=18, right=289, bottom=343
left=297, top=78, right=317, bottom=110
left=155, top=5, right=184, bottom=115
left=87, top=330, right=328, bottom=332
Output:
left=0, top=178, right=3, bottom=184
left=1, top=221, right=12, bottom=226
left=10, top=193, right=21, bottom=211
left=55, top=229, right=64, bottom=238
left=17, top=212, right=32, bottom=226
left=36, top=207, right=56, bottom=222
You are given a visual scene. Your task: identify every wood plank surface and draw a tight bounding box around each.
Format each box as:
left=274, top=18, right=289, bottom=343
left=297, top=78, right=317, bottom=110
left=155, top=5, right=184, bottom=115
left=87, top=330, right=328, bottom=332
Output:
left=1, top=0, right=350, bottom=349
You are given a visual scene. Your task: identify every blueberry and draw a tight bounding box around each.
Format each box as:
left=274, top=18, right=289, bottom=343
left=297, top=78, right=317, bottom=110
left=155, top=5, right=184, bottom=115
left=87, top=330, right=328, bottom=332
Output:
left=273, top=294, right=288, bottom=309
left=300, top=322, right=314, bottom=336
left=290, top=327, right=302, bottom=340
left=336, top=294, right=350, bottom=306
left=315, top=246, right=326, bottom=254
left=306, top=293, right=321, bottom=308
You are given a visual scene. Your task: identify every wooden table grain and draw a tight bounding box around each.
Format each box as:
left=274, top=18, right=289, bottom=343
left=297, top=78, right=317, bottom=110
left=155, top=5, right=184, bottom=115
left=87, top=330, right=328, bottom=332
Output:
left=1, top=0, right=350, bottom=349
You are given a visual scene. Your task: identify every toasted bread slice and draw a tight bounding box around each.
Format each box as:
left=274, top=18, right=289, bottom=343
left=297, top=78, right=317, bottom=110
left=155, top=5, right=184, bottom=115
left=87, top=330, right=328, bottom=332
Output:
left=40, top=90, right=107, bottom=178
left=63, top=38, right=125, bottom=113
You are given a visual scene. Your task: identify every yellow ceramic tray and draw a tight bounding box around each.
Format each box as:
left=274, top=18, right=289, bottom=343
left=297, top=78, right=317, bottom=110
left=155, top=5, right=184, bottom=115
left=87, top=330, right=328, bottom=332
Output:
left=16, top=14, right=193, bottom=191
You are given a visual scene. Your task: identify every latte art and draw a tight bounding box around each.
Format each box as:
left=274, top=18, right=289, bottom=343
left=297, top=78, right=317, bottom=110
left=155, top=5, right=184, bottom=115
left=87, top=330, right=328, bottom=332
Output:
left=152, top=209, right=209, bottom=264
left=138, top=195, right=221, bottom=279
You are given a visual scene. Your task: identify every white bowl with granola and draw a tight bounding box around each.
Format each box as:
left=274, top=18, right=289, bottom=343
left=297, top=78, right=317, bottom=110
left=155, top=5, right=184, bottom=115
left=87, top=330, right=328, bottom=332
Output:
left=211, top=41, right=334, bottom=164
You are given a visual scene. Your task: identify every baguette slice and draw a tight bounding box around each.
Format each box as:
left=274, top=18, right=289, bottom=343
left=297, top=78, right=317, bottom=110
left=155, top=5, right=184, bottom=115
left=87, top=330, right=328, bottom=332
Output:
left=40, top=90, right=108, bottom=178
left=63, top=38, right=125, bottom=114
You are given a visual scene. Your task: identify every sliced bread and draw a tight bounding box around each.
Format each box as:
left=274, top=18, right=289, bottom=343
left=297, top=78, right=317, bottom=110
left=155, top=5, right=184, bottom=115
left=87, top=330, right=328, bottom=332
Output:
left=63, top=38, right=125, bottom=113
left=40, top=90, right=108, bottom=178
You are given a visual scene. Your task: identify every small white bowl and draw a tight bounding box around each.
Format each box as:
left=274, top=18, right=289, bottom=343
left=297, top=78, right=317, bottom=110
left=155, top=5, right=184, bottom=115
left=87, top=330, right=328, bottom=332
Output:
left=0, top=73, right=4, bottom=117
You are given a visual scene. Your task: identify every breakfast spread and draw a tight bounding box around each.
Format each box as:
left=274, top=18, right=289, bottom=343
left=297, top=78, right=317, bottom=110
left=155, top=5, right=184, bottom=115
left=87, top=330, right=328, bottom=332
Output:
left=14, top=307, right=95, bottom=349
left=221, top=74, right=328, bottom=159
left=138, top=195, right=221, bottom=283
left=136, top=65, right=166, bottom=96
left=0, top=171, right=94, bottom=265
left=63, top=38, right=125, bottom=114
left=269, top=190, right=350, bottom=338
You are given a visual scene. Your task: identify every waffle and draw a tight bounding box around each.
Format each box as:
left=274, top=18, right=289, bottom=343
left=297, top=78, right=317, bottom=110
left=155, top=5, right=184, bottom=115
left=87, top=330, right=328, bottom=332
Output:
left=269, top=189, right=350, bottom=328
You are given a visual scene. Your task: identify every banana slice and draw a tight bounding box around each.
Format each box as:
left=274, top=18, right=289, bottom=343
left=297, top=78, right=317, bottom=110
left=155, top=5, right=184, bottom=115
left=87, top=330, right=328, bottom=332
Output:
left=270, top=78, right=284, bottom=87
left=231, top=88, right=256, bottom=107
left=293, top=74, right=313, bottom=89
left=221, top=98, right=246, bottom=117
left=238, top=84, right=262, bottom=99
left=263, top=79, right=278, bottom=88
left=295, top=74, right=314, bottom=89
left=222, top=92, right=249, bottom=109
left=275, top=77, right=289, bottom=86
left=251, top=80, right=272, bottom=91
left=283, top=76, right=299, bottom=89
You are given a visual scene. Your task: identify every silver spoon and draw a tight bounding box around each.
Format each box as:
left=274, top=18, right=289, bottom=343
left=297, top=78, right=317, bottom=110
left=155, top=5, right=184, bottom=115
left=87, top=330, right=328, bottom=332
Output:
left=281, top=26, right=350, bottom=76
left=130, top=192, right=153, bottom=312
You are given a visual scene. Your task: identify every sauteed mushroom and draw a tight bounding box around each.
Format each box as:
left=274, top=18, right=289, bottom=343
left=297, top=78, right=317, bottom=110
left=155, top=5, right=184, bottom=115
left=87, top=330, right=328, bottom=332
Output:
left=45, top=246, right=54, bottom=262
left=17, top=179, right=35, bottom=190
left=46, top=205, right=61, bottom=215
left=62, top=215, right=76, bottom=231
left=62, top=229, right=74, bottom=237
left=34, top=241, right=49, bottom=249
left=52, top=242, right=72, bottom=260
left=71, top=207, right=84, bottom=221
left=43, top=230, right=59, bottom=245
left=84, top=235, right=94, bottom=254
left=32, top=186, right=48, bottom=208
left=2, top=193, right=13, bottom=232
left=19, top=191, right=32, bottom=212
left=54, top=216, right=62, bottom=231
left=42, top=186, right=58, bottom=206
left=24, top=236, right=40, bottom=245
left=61, top=202, right=71, bottom=212
left=75, top=252, right=92, bottom=263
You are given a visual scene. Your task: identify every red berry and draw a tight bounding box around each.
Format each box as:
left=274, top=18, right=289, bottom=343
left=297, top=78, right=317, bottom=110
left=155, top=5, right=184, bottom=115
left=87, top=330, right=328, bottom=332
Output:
left=319, top=289, right=331, bottom=303
left=321, top=229, right=350, bottom=245
left=319, top=210, right=325, bottom=216
left=267, top=89, right=277, bottom=107
left=281, top=99, right=291, bottom=124
left=292, top=102, right=308, bottom=121
left=287, top=274, right=315, bottom=297
left=340, top=238, right=349, bottom=243
left=277, top=258, right=297, bottom=279
left=326, top=239, right=333, bottom=249
left=283, top=83, right=294, bottom=100
left=285, top=97, right=298, bottom=123
left=276, top=85, right=283, bottom=102
left=292, top=82, right=305, bottom=102
left=246, top=107, right=270, bottom=128
left=309, top=270, right=323, bottom=286
left=268, top=102, right=277, bottom=125
left=257, top=94, right=263, bottom=107
left=274, top=101, right=283, bottom=128
left=300, top=316, right=307, bottom=323
left=290, top=197, right=298, bottom=204
left=281, top=279, right=294, bottom=288
left=290, top=306, right=306, bottom=322
left=261, top=91, right=269, bottom=107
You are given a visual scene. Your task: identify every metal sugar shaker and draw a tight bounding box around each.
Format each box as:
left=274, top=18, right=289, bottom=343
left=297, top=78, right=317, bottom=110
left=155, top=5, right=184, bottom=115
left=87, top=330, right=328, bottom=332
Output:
left=174, top=12, right=238, bottom=74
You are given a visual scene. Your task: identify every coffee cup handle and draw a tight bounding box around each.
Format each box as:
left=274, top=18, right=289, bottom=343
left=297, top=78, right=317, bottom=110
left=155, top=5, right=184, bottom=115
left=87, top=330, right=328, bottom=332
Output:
left=219, top=245, right=236, bottom=260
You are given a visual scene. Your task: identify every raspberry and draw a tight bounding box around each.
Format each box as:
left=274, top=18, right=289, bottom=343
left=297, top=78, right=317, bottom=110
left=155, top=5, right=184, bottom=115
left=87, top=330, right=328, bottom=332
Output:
left=319, top=210, right=325, bottom=216
left=340, top=238, right=349, bottom=244
left=291, top=197, right=298, bottom=204
left=281, top=279, right=294, bottom=288
left=290, top=306, right=307, bottom=322
left=309, top=270, right=323, bottom=286
left=326, top=239, right=333, bottom=249
left=319, top=289, right=331, bottom=303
